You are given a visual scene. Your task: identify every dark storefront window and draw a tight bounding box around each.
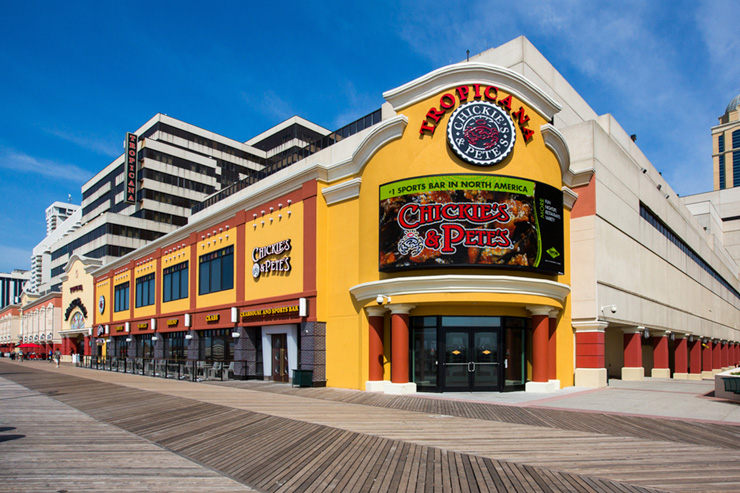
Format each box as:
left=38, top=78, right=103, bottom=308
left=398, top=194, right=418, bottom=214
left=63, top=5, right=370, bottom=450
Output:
left=114, top=282, right=129, bottom=312
left=165, top=331, right=186, bottom=361
left=135, top=273, right=155, bottom=308
left=198, top=246, right=234, bottom=295
left=139, top=334, right=153, bottom=359
left=199, top=329, right=234, bottom=361
left=163, top=261, right=188, bottom=302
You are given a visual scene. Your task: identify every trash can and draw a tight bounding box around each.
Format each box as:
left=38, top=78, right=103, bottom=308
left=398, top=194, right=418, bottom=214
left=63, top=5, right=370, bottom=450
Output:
left=292, top=369, right=313, bottom=388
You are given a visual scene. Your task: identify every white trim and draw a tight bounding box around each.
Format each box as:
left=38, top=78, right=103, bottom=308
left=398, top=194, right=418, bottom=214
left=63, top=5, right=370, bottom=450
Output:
left=324, top=115, right=408, bottom=183
left=562, top=187, right=578, bottom=210
left=322, top=178, right=362, bottom=205
left=350, top=275, right=570, bottom=304
left=383, top=62, right=561, bottom=119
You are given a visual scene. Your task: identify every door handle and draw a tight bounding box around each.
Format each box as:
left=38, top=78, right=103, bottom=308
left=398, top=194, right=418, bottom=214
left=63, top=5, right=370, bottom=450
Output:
left=468, top=362, right=475, bottom=372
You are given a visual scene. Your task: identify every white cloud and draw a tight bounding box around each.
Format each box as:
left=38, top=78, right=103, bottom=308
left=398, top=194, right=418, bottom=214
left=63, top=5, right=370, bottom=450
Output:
left=241, top=90, right=296, bottom=125
left=43, top=127, right=121, bottom=157
left=0, top=147, right=91, bottom=182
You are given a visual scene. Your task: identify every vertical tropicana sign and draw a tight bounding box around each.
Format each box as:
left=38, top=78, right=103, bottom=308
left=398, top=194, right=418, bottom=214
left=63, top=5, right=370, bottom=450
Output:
left=124, top=133, right=138, bottom=204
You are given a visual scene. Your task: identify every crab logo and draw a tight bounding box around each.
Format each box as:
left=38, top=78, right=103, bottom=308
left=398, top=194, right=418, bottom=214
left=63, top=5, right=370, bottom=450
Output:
left=463, top=119, right=499, bottom=149
left=447, top=101, right=516, bottom=166
left=397, top=229, right=424, bottom=257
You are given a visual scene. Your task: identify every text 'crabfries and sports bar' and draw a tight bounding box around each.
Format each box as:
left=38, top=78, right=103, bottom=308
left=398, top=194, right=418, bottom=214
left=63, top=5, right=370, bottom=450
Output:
left=84, top=37, right=740, bottom=393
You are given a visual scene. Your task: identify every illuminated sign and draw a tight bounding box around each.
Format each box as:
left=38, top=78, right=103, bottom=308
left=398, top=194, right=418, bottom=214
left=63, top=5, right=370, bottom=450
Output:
left=252, top=239, right=292, bottom=279
left=124, top=133, right=138, bottom=204
left=167, top=319, right=179, bottom=327
left=447, top=101, right=515, bottom=166
left=379, top=174, right=563, bottom=275
left=419, top=84, right=534, bottom=141
left=70, top=285, right=83, bottom=293
left=240, top=305, right=299, bottom=319
left=115, top=325, right=125, bottom=332
left=137, top=323, right=148, bottom=329
left=205, top=314, right=219, bottom=322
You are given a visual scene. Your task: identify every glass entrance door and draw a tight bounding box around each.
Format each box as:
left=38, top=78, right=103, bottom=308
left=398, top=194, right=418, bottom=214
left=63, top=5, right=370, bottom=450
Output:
left=442, top=328, right=500, bottom=391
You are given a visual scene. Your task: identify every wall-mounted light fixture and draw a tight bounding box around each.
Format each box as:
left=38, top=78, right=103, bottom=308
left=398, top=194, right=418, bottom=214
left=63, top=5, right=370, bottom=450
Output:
left=231, top=332, right=241, bottom=338
left=185, top=334, right=193, bottom=340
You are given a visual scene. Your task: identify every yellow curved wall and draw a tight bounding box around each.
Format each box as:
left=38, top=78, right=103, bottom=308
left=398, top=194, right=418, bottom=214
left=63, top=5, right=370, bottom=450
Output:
left=322, top=86, right=573, bottom=390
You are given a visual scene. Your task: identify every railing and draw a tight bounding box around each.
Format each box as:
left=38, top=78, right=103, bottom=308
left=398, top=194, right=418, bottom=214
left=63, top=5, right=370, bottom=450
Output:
left=76, top=356, right=253, bottom=381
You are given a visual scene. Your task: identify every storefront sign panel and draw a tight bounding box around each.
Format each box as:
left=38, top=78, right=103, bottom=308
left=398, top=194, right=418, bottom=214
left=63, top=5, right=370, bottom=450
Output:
left=379, top=174, right=563, bottom=275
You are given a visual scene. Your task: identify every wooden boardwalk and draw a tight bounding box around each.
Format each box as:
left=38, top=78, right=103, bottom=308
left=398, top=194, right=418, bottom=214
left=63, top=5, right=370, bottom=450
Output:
left=2, top=361, right=740, bottom=491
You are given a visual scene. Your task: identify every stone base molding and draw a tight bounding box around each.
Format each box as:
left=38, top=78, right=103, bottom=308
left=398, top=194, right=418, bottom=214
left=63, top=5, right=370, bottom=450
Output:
left=622, top=367, right=644, bottom=381
left=575, top=368, right=607, bottom=388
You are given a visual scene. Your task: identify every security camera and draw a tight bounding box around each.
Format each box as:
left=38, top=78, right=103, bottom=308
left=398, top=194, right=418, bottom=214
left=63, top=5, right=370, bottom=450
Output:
left=376, top=294, right=391, bottom=305
left=610, top=305, right=617, bottom=314
left=641, top=168, right=647, bottom=174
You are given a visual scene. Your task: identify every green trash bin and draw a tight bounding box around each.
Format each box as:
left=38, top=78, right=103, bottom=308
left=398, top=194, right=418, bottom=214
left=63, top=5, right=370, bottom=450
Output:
left=292, top=369, right=313, bottom=387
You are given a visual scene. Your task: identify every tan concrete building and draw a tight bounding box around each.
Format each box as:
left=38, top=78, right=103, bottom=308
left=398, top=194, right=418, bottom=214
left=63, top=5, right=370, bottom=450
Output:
left=713, top=94, right=740, bottom=190
left=58, top=255, right=102, bottom=361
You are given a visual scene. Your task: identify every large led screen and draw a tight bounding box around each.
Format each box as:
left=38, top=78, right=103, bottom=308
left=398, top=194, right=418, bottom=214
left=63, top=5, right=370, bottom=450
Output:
left=379, top=174, right=564, bottom=275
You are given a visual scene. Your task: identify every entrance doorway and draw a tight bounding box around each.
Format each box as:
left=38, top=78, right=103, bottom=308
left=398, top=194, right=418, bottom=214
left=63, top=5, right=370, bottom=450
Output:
left=411, top=316, right=529, bottom=392
left=271, top=334, right=289, bottom=382
left=443, top=329, right=499, bottom=391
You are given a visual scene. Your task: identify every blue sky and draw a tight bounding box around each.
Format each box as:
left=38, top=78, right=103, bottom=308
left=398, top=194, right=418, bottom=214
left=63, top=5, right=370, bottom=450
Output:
left=0, top=1, right=738, bottom=273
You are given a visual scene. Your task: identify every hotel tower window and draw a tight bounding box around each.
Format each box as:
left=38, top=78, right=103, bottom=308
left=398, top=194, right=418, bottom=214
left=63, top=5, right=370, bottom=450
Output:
left=199, top=245, right=234, bottom=295
left=114, top=282, right=129, bottom=312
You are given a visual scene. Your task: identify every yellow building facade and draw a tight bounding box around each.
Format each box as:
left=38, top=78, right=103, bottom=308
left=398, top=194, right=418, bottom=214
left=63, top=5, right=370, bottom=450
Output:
left=91, top=62, right=578, bottom=394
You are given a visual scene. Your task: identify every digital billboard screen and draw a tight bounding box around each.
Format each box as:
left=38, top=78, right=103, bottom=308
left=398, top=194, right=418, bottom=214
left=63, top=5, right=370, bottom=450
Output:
left=379, top=174, right=564, bottom=275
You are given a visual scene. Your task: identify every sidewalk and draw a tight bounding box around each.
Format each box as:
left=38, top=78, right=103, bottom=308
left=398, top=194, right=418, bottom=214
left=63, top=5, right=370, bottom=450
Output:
left=414, top=377, right=740, bottom=424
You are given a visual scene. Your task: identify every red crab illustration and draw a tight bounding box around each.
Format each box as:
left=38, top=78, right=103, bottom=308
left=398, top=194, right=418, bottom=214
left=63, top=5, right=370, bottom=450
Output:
left=463, top=119, right=499, bottom=149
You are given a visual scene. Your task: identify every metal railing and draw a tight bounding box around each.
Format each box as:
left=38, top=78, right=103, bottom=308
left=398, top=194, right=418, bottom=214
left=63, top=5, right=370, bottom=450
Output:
left=76, top=356, right=253, bottom=382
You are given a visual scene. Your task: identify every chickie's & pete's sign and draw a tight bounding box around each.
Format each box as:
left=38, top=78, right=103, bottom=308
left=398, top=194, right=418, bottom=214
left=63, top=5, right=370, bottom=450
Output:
left=379, top=174, right=563, bottom=275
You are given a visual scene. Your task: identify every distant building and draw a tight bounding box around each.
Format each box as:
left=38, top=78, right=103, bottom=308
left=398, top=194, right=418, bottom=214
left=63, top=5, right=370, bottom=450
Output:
left=713, top=94, right=740, bottom=190
left=45, top=201, right=79, bottom=235
left=43, top=114, right=335, bottom=292
left=0, top=270, right=29, bottom=309
left=29, top=206, right=81, bottom=294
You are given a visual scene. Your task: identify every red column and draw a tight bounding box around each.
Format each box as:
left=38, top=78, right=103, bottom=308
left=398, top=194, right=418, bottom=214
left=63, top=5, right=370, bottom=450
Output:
left=83, top=335, right=90, bottom=356
left=689, top=338, right=701, bottom=376
left=703, top=339, right=713, bottom=374
left=721, top=341, right=729, bottom=368
left=713, top=340, right=722, bottom=371
left=547, top=312, right=558, bottom=381
left=734, top=343, right=739, bottom=366
left=366, top=308, right=385, bottom=382
left=652, top=334, right=669, bottom=369
left=674, top=335, right=688, bottom=375
left=529, top=307, right=549, bottom=383
left=624, top=330, right=643, bottom=367
left=575, top=331, right=605, bottom=369
left=390, top=306, right=412, bottom=384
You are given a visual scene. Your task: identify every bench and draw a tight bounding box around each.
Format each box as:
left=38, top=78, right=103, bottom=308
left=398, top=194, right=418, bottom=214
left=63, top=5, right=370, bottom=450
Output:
left=722, top=377, right=740, bottom=394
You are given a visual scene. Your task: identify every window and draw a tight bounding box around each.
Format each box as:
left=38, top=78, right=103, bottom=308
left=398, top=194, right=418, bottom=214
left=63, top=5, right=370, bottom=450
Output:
left=135, top=274, right=155, bottom=308
left=734, top=152, right=740, bottom=188
left=114, top=282, right=130, bottom=312
left=733, top=130, right=740, bottom=150
left=719, top=134, right=725, bottom=153
left=163, top=261, right=188, bottom=302
left=720, top=154, right=726, bottom=189
left=199, top=245, right=234, bottom=295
